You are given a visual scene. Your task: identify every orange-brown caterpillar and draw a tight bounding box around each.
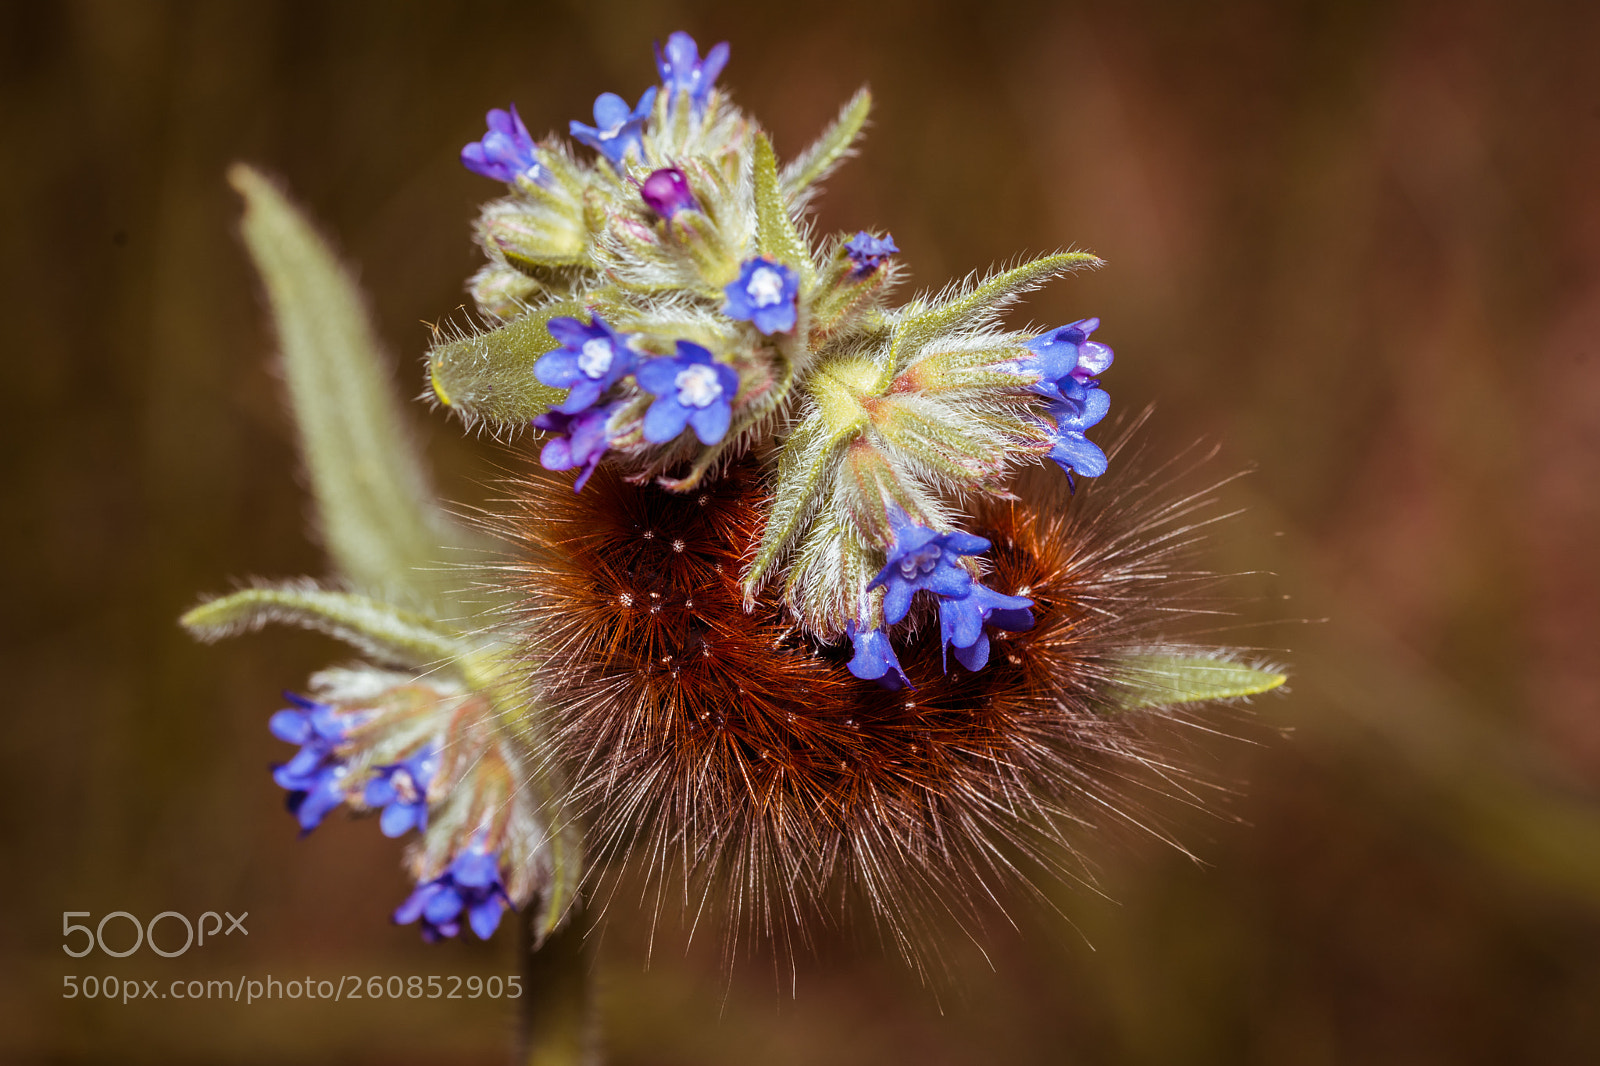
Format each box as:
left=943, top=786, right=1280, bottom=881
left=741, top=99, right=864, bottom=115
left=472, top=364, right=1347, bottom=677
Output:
left=500, top=440, right=1235, bottom=968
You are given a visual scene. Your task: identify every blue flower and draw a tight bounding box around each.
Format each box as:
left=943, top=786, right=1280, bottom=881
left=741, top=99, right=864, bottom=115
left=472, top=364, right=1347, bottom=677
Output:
left=461, top=105, right=545, bottom=184
left=1044, top=386, right=1110, bottom=484
left=570, top=88, right=657, bottom=166
left=640, top=167, right=698, bottom=219
left=269, top=693, right=368, bottom=833
left=363, top=745, right=438, bottom=838
left=535, top=314, right=637, bottom=414
left=722, top=257, right=799, bottom=335
left=937, top=583, right=1034, bottom=672
left=393, top=842, right=513, bottom=942
left=843, top=232, right=898, bottom=278
left=1019, top=318, right=1114, bottom=413
left=655, top=31, right=729, bottom=111
left=867, top=513, right=991, bottom=626
left=846, top=623, right=912, bottom=689
left=636, top=341, right=740, bottom=445
left=533, top=404, right=615, bottom=492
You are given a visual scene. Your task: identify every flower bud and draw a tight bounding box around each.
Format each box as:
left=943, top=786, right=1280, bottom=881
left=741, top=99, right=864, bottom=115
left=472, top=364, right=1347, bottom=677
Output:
left=640, top=167, right=698, bottom=218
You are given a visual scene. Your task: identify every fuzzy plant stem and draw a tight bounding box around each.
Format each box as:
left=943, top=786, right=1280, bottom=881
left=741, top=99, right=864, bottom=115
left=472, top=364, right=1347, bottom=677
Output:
left=515, top=906, right=596, bottom=1066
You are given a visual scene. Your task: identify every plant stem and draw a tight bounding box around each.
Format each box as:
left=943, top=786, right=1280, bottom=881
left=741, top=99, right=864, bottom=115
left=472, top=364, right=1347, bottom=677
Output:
left=514, top=903, right=596, bottom=1066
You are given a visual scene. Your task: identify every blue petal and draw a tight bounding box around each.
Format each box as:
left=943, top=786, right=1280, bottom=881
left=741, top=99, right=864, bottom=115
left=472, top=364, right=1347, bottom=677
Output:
left=268, top=710, right=311, bottom=744
left=642, top=397, right=691, bottom=442
left=753, top=301, right=796, bottom=334
left=591, top=92, right=631, bottom=129
left=533, top=348, right=583, bottom=388
left=423, top=884, right=465, bottom=924
left=688, top=399, right=731, bottom=444
left=952, top=632, right=991, bottom=672
left=699, top=42, right=730, bottom=91
left=880, top=582, right=914, bottom=627
left=634, top=356, right=681, bottom=394
left=1049, top=435, right=1108, bottom=478
left=468, top=896, right=506, bottom=940
left=280, top=745, right=326, bottom=779
left=393, top=881, right=442, bottom=925
left=1057, top=388, right=1110, bottom=432
left=364, top=775, right=397, bottom=808
left=545, top=316, right=595, bottom=348
left=379, top=801, right=419, bottom=838
left=939, top=594, right=986, bottom=650
left=552, top=378, right=603, bottom=415
left=451, top=849, right=500, bottom=888
left=296, top=773, right=345, bottom=831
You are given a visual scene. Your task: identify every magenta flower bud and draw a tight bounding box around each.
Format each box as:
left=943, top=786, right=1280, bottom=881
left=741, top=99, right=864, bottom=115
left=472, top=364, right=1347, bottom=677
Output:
left=640, top=167, right=697, bottom=218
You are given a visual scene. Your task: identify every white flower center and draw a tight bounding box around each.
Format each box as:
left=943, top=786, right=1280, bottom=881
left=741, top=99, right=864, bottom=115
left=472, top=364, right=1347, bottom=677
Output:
left=746, top=266, right=785, bottom=307
left=674, top=364, right=722, bottom=408
left=898, top=545, right=942, bottom=580
left=578, top=338, right=614, bottom=378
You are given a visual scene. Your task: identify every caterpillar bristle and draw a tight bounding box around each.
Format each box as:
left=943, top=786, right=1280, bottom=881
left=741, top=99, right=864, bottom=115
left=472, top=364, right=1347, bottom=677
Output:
left=496, top=445, right=1238, bottom=971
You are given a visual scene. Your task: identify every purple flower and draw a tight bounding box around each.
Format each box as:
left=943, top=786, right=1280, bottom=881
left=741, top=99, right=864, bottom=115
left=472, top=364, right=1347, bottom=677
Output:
left=722, top=257, right=799, bottom=335
left=937, top=583, right=1034, bottom=672
left=636, top=341, right=740, bottom=445
left=1019, top=318, right=1114, bottom=413
left=846, top=623, right=912, bottom=689
left=393, top=842, right=513, bottom=942
left=570, top=88, right=657, bottom=166
left=461, top=105, right=545, bottom=184
left=363, top=745, right=438, bottom=838
left=640, top=167, right=697, bottom=218
left=867, top=513, right=991, bottom=626
left=269, top=693, right=369, bottom=833
left=1044, top=386, right=1110, bottom=484
left=535, top=314, right=637, bottom=414
left=532, top=404, right=615, bottom=492
left=843, top=232, right=898, bottom=278
left=655, top=31, right=729, bottom=111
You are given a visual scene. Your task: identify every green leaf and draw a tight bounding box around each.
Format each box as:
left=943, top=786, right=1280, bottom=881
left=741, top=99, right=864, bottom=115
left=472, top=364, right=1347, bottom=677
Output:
left=752, top=133, right=812, bottom=284
left=181, top=584, right=468, bottom=672
left=1109, top=652, right=1286, bottom=711
left=781, top=88, right=872, bottom=200
left=230, top=165, right=471, bottom=609
left=742, top=412, right=861, bottom=602
left=425, top=300, right=582, bottom=429
left=889, top=252, right=1102, bottom=369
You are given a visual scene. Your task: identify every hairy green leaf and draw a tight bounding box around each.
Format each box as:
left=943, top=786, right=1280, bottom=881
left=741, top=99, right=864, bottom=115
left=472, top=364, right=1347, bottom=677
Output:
left=752, top=133, right=812, bottom=283
left=426, top=300, right=581, bottom=428
left=1109, top=652, right=1286, bottom=710
left=781, top=88, right=872, bottom=199
left=889, top=252, right=1102, bottom=369
left=231, top=165, right=471, bottom=609
left=182, top=584, right=470, bottom=672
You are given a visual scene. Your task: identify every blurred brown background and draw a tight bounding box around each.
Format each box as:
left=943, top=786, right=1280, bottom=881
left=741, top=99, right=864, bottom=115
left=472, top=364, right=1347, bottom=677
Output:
left=5, top=0, right=1600, bottom=1062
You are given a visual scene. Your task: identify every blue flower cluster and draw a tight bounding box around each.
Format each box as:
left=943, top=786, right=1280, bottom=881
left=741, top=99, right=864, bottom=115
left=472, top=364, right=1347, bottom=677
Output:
left=723, top=257, right=799, bottom=335
left=530, top=314, right=745, bottom=487
left=656, top=31, right=729, bottom=113
left=364, top=745, right=439, bottom=838
left=267, top=696, right=514, bottom=943
left=461, top=106, right=545, bottom=185
left=268, top=694, right=439, bottom=837
left=843, top=232, right=898, bottom=278
left=571, top=89, right=656, bottom=167
left=638, top=342, right=741, bottom=445
left=1021, top=318, right=1115, bottom=485
left=269, top=694, right=369, bottom=833
left=462, top=32, right=728, bottom=182
left=850, top=512, right=1034, bottom=685
left=393, top=843, right=513, bottom=941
